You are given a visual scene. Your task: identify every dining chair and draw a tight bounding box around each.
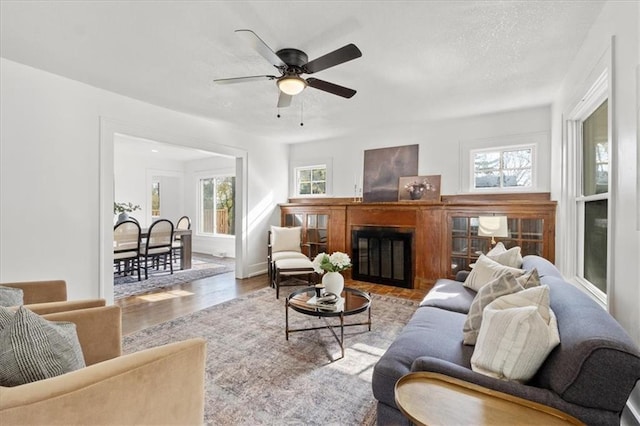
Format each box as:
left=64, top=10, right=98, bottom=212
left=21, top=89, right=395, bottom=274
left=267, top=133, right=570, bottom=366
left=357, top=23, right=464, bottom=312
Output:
left=140, top=219, right=174, bottom=280
left=113, top=220, right=141, bottom=281
left=172, top=215, right=191, bottom=265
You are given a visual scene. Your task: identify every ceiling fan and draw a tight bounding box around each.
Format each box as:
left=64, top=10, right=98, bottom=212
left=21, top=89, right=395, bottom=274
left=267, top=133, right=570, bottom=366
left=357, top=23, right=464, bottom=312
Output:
left=213, top=29, right=362, bottom=108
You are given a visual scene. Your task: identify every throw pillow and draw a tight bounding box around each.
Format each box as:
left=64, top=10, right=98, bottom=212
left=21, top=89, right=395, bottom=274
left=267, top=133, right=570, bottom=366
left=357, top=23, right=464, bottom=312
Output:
left=0, top=285, right=23, bottom=307
left=463, top=255, right=525, bottom=292
left=270, top=226, right=302, bottom=253
left=516, top=268, right=541, bottom=289
left=486, top=243, right=523, bottom=268
left=471, top=285, right=560, bottom=382
left=0, top=306, right=86, bottom=387
left=462, top=272, right=524, bottom=345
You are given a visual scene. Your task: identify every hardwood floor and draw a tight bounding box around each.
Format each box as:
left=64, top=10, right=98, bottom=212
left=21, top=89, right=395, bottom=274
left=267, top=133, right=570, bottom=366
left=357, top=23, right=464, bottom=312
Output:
left=116, top=272, right=430, bottom=335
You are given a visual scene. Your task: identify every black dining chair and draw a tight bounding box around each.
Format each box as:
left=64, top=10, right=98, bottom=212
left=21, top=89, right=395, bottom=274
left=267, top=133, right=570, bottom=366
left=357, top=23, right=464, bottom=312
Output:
left=139, top=219, right=174, bottom=280
left=172, top=215, right=191, bottom=265
left=113, top=220, right=141, bottom=281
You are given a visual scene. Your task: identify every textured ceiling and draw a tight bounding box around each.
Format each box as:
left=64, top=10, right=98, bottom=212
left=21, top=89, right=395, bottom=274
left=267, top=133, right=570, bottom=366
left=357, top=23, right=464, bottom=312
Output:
left=0, top=1, right=605, bottom=144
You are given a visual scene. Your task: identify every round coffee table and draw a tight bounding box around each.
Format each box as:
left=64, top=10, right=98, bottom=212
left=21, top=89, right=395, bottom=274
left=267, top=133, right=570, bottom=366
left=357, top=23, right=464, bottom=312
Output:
left=285, top=286, right=372, bottom=359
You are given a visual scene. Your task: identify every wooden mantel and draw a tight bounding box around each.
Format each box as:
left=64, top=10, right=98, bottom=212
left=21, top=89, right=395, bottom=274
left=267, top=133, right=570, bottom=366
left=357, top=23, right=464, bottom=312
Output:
left=280, top=193, right=556, bottom=290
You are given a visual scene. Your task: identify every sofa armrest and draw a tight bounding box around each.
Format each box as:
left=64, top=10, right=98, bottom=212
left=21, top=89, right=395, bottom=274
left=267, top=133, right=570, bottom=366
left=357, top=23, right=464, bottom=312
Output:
left=20, top=299, right=106, bottom=315
left=42, top=306, right=122, bottom=366
left=455, top=270, right=470, bottom=282
left=1, top=280, right=67, bottom=304
left=0, top=338, right=207, bottom=425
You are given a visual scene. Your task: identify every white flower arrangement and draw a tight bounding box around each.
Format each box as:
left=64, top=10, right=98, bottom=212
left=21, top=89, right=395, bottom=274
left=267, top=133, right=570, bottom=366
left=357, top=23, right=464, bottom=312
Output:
left=312, top=251, right=352, bottom=274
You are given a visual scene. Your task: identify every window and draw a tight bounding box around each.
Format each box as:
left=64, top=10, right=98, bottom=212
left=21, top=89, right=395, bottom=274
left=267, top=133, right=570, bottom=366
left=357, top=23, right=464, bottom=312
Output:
left=295, top=165, right=326, bottom=196
left=151, top=181, right=160, bottom=217
left=199, top=176, right=235, bottom=236
left=472, top=146, right=534, bottom=190
left=578, top=100, right=609, bottom=294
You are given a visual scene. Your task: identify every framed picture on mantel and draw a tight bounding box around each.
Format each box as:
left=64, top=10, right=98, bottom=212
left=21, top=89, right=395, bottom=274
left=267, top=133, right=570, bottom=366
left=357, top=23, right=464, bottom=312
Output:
left=398, top=175, right=441, bottom=202
left=363, top=144, right=418, bottom=202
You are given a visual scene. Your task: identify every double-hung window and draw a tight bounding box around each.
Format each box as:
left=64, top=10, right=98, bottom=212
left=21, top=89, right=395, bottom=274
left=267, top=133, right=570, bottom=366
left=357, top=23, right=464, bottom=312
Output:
left=199, top=176, right=235, bottom=236
left=471, top=146, right=534, bottom=190
left=577, top=100, right=609, bottom=296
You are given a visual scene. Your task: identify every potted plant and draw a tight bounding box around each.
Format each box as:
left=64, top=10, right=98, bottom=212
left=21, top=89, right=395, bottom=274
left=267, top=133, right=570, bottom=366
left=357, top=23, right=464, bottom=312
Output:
left=114, top=202, right=141, bottom=224
left=312, top=251, right=352, bottom=296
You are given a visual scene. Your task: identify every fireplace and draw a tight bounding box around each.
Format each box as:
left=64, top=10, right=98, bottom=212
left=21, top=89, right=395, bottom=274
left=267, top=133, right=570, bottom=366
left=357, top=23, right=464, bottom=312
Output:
left=351, top=227, right=413, bottom=288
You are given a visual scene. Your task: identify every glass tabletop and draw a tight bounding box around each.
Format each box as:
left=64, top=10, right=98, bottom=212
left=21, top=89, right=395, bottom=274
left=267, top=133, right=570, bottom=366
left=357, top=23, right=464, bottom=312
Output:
left=286, top=286, right=371, bottom=317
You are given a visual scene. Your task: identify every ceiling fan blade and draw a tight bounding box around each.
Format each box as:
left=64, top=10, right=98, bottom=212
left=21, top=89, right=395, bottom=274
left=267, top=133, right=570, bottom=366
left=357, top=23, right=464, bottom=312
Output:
left=213, top=75, right=277, bottom=85
left=306, top=78, right=357, bottom=98
left=235, top=29, right=285, bottom=68
left=277, top=92, right=292, bottom=108
left=303, top=44, right=362, bottom=74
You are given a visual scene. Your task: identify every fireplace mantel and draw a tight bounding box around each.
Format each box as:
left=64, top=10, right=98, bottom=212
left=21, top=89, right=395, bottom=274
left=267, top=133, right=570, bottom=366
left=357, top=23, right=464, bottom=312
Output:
left=280, top=193, right=556, bottom=290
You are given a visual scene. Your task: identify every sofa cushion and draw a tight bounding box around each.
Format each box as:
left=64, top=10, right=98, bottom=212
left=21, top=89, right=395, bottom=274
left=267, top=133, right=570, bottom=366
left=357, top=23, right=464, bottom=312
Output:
left=0, top=306, right=86, bottom=387
left=530, top=276, right=640, bottom=412
left=471, top=286, right=560, bottom=382
left=419, top=279, right=476, bottom=314
left=463, top=255, right=524, bottom=292
left=486, top=242, right=523, bottom=268
left=462, top=272, right=524, bottom=345
left=522, top=255, right=562, bottom=280
left=0, top=285, right=23, bottom=307
left=270, top=226, right=302, bottom=253
left=372, top=307, right=473, bottom=408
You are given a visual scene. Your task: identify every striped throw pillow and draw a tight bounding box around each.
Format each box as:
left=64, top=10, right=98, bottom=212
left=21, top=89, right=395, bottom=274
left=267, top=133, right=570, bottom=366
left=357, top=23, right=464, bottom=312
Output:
left=0, top=306, right=85, bottom=386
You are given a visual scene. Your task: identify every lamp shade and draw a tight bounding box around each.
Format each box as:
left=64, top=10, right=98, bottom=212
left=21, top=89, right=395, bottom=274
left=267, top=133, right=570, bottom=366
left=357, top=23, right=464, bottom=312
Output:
left=277, top=75, right=306, bottom=95
left=477, top=216, right=509, bottom=238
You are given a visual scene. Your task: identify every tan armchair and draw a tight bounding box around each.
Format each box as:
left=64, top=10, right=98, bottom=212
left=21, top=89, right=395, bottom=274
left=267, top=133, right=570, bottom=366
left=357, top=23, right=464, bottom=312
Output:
left=0, top=305, right=207, bottom=425
left=1, top=279, right=106, bottom=314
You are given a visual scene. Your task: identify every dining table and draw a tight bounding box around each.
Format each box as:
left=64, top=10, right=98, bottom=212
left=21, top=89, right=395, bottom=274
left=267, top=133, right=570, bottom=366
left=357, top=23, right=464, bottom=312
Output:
left=140, top=228, right=192, bottom=270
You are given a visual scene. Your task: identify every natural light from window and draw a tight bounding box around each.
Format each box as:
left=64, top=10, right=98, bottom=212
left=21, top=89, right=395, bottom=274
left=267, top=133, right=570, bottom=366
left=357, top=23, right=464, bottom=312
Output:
left=472, top=146, right=533, bottom=190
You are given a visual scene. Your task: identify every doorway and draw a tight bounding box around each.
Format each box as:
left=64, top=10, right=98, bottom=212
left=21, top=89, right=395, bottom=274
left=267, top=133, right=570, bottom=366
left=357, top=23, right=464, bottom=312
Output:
left=100, top=118, right=248, bottom=303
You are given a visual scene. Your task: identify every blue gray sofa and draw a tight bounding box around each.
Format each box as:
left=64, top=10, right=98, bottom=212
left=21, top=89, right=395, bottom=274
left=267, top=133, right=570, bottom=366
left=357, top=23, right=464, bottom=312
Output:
left=372, top=255, right=640, bottom=425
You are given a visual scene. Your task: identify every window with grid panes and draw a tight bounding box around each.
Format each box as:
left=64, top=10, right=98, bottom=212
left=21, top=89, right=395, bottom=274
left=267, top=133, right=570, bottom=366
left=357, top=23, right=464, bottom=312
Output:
left=295, top=165, right=326, bottom=196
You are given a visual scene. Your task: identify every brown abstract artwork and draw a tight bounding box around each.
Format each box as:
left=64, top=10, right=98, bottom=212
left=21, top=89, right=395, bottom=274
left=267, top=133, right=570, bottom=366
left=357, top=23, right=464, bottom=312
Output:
left=363, top=144, right=419, bottom=202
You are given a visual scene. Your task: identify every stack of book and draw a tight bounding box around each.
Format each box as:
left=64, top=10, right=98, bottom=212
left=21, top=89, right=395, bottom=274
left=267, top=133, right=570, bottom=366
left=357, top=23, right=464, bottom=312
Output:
left=306, top=293, right=344, bottom=312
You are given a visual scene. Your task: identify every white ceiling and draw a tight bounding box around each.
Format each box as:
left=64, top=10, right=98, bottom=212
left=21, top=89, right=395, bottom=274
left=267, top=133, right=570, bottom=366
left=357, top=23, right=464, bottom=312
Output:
left=0, top=1, right=605, bottom=145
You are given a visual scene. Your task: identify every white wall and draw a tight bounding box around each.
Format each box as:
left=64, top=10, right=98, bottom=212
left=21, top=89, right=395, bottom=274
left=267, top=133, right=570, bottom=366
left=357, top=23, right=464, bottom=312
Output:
left=0, top=58, right=289, bottom=300
left=289, top=105, right=551, bottom=197
left=114, top=135, right=186, bottom=228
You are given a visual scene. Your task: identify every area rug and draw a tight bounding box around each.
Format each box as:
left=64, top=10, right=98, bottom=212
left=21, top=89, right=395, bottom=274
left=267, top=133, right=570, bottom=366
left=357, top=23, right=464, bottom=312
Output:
left=123, top=287, right=416, bottom=425
left=114, top=254, right=234, bottom=299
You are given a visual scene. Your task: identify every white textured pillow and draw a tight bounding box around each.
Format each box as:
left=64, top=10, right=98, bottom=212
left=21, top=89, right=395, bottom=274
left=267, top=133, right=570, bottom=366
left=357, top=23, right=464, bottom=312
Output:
left=516, top=268, right=541, bottom=289
left=486, top=242, right=523, bottom=268
left=471, top=285, right=560, bottom=382
left=0, top=306, right=86, bottom=386
left=270, top=226, right=302, bottom=253
left=0, top=285, right=23, bottom=307
left=463, top=255, right=524, bottom=292
left=462, top=272, right=524, bottom=345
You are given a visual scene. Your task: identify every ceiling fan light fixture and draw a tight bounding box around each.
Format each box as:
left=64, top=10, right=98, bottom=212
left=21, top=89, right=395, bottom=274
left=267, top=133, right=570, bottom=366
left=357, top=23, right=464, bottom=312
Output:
left=277, top=75, right=307, bottom=95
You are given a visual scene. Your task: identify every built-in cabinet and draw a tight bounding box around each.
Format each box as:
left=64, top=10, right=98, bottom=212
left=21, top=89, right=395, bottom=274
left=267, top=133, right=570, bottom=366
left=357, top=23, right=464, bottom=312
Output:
left=281, top=194, right=556, bottom=289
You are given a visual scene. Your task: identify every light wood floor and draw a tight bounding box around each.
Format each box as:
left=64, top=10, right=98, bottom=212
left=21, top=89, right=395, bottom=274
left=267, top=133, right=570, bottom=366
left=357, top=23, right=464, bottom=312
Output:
left=116, top=272, right=430, bottom=335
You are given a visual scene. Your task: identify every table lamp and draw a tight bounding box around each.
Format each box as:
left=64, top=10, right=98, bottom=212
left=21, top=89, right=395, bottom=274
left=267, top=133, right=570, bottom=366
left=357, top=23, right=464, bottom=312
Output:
left=478, top=216, right=509, bottom=248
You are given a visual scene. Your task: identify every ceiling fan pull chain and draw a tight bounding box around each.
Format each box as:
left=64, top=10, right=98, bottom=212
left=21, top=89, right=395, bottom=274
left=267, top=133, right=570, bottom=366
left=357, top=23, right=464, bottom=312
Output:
left=300, top=101, right=304, bottom=127
left=277, top=108, right=281, bottom=119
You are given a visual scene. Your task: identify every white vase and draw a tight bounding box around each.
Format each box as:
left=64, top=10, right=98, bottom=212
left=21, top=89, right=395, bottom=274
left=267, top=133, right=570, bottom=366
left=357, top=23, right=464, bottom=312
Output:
left=322, top=271, right=344, bottom=296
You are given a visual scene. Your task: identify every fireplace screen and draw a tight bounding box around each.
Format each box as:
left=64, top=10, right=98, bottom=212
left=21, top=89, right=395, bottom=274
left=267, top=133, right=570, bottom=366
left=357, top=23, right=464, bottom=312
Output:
left=351, top=228, right=413, bottom=288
